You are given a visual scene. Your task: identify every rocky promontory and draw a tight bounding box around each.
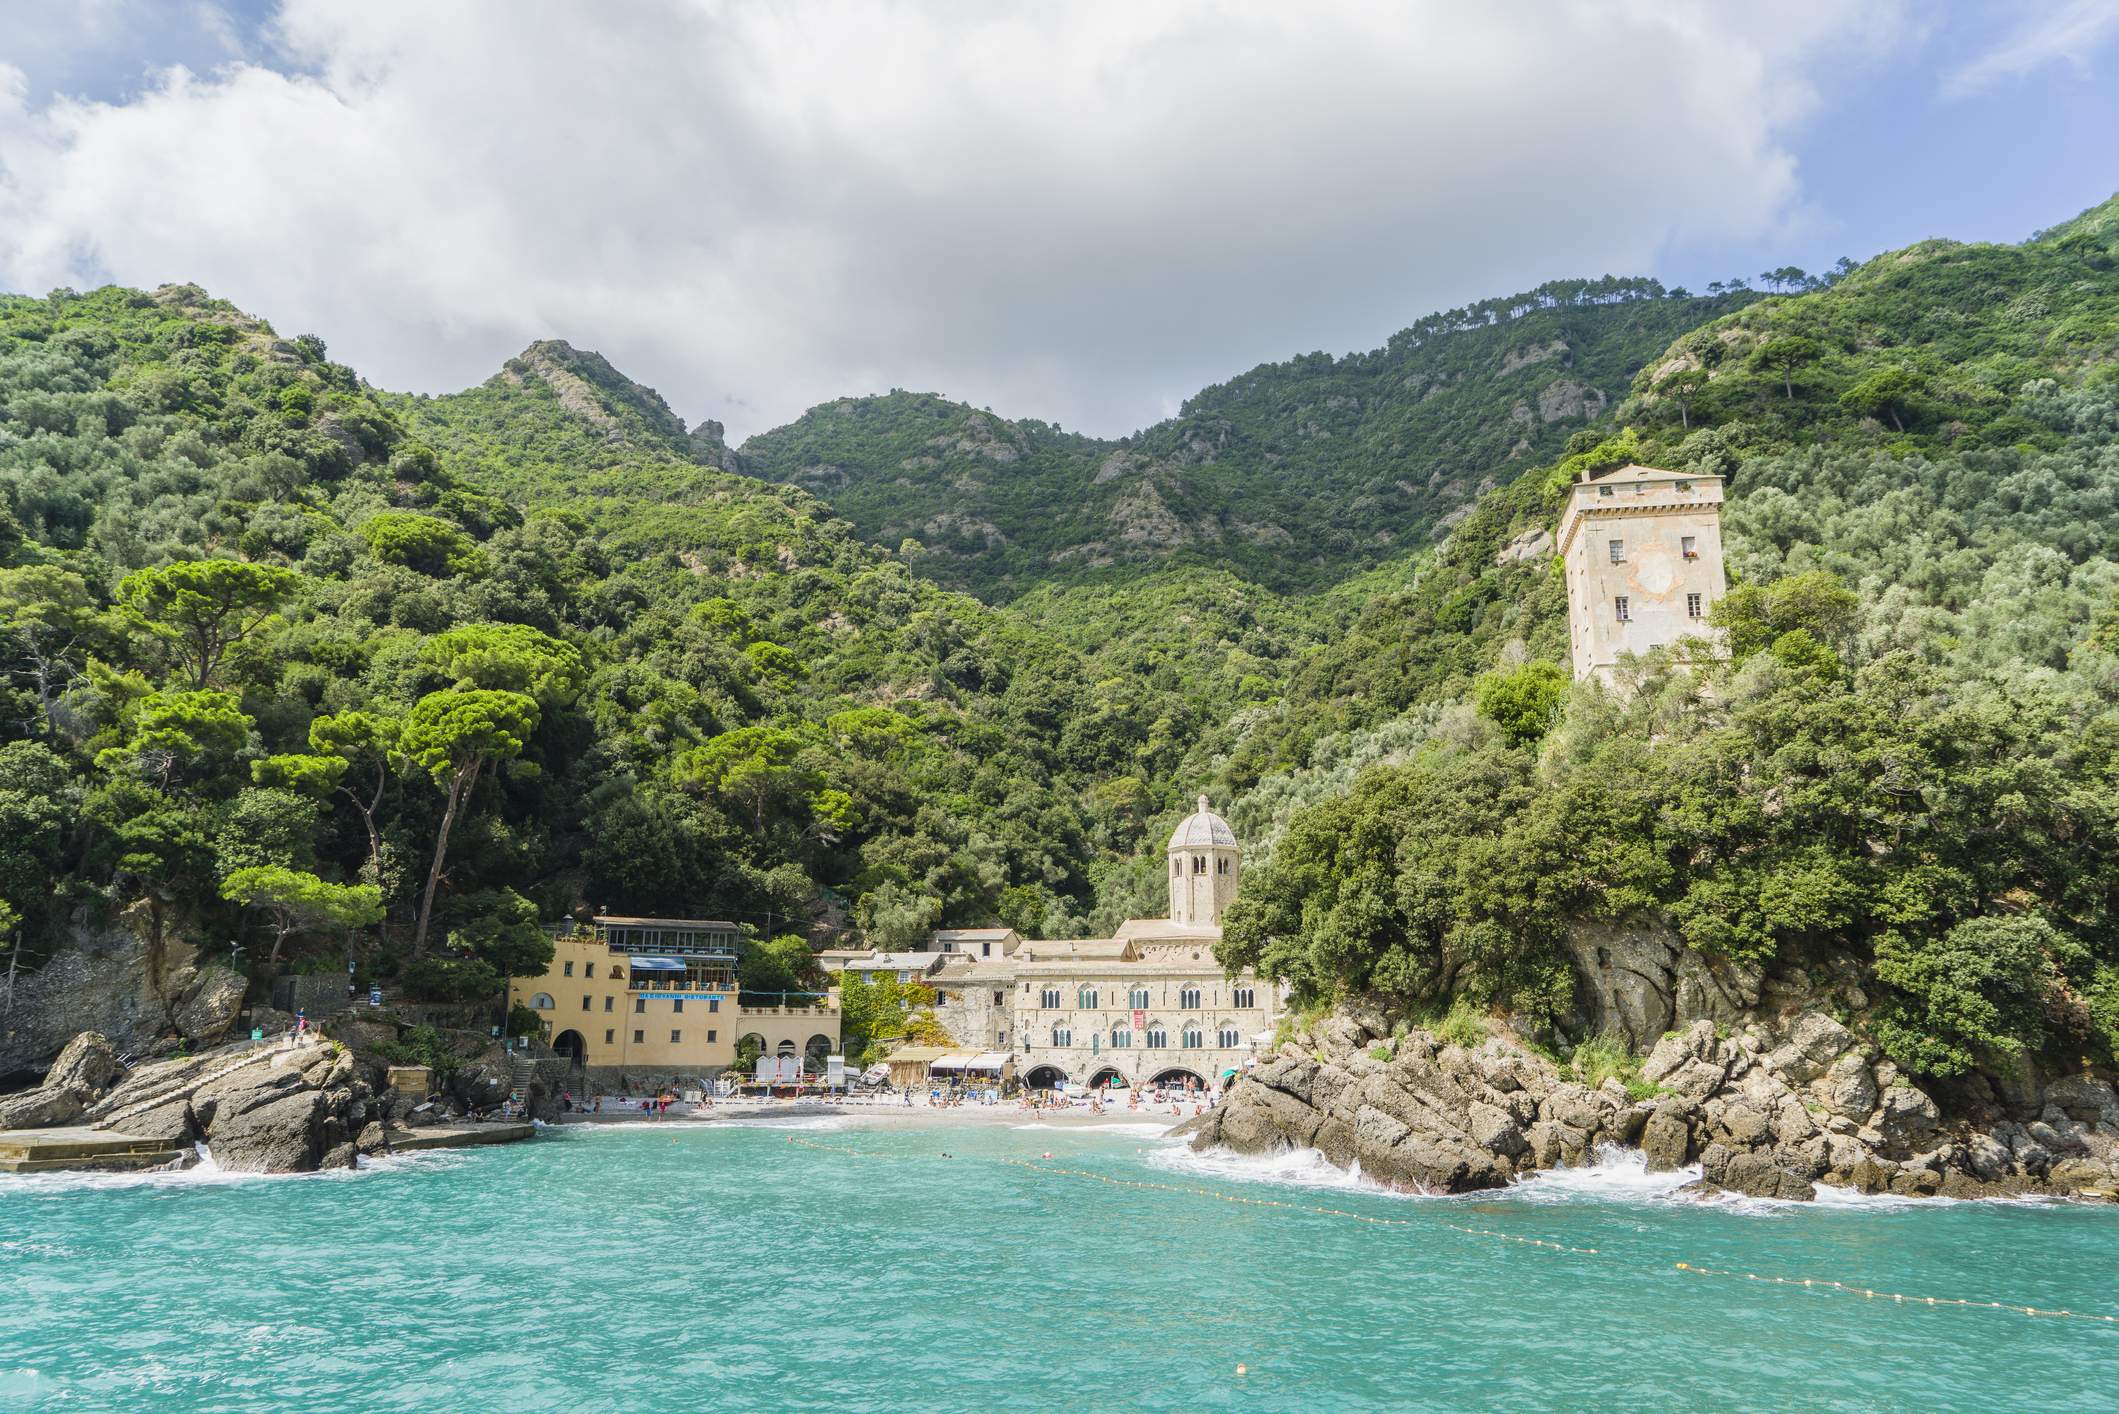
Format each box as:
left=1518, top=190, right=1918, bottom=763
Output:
left=1186, top=1007, right=2119, bottom=1202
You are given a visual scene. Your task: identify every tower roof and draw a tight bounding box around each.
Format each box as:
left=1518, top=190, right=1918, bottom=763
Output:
left=1167, top=793, right=1237, bottom=850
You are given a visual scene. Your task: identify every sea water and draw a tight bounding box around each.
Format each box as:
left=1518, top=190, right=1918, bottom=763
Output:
left=3, top=1117, right=2117, bottom=1411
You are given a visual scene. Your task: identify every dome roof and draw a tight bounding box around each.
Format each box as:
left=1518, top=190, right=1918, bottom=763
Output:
left=1167, top=794, right=1238, bottom=850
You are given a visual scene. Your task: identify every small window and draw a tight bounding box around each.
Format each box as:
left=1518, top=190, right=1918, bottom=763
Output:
left=635, top=998, right=645, bottom=1014
left=1608, top=538, right=1625, bottom=563
left=1172, top=859, right=1182, bottom=877
left=563, top=961, right=575, bottom=978
left=610, top=968, right=624, bottom=982
left=981, top=942, right=992, bottom=957
left=993, top=991, right=1005, bottom=1005
left=633, top=1029, right=644, bottom=1044
left=1129, top=987, right=1150, bottom=1009
left=585, top=962, right=595, bottom=979
left=1041, top=987, right=1061, bottom=1009
left=1681, top=535, right=1698, bottom=559
left=671, top=1029, right=682, bottom=1044
left=604, top=996, right=613, bottom=1012
left=1112, top=1027, right=1132, bottom=1049
left=1180, top=986, right=1201, bottom=1010
left=1598, top=485, right=1614, bottom=498
left=1053, top=1026, right=1072, bottom=1047
left=1217, top=858, right=1228, bottom=875
left=581, top=995, right=591, bottom=1011
left=1615, top=596, right=1631, bottom=622
left=604, top=1028, right=614, bottom=1044
left=1193, top=855, right=1207, bottom=875
left=1687, top=593, right=1703, bottom=619
left=708, top=998, right=720, bottom=1013
left=530, top=993, right=554, bottom=1010
left=1219, top=1026, right=1241, bottom=1048
left=673, top=999, right=683, bottom=1014
left=1233, top=986, right=1255, bottom=1009
left=1181, top=1026, right=1203, bottom=1049
left=1078, top=987, right=1099, bottom=1010
left=707, top=1030, right=716, bottom=1042
left=1146, top=1026, right=1168, bottom=1049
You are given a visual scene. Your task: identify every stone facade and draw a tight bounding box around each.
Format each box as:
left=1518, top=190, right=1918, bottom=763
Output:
left=1557, top=464, right=1728, bottom=682
left=925, top=796, right=1280, bottom=1089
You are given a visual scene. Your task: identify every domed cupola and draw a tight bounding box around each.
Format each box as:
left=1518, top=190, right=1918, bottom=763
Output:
left=1166, top=794, right=1241, bottom=927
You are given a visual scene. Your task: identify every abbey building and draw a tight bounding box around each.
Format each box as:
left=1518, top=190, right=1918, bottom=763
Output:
left=925, top=796, right=1282, bottom=1090
left=1557, top=463, right=1728, bottom=681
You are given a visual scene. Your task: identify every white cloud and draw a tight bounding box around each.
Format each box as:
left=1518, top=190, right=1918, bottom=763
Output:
left=1, top=0, right=1896, bottom=439
left=1943, top=0, right=2119, bottom=97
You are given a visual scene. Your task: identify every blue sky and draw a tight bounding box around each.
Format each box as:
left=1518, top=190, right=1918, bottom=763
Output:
left=1, top=1, right=2115, bottom=437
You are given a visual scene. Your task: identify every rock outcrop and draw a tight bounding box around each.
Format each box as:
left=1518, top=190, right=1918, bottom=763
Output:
left=76, top=1035, right=386, bottom=1173
left=0, top=920, right=248, bottom=1081
left=1188, top=1009, right=2119, bottom=1203
left=0, top=1032, right=121, bottom=1128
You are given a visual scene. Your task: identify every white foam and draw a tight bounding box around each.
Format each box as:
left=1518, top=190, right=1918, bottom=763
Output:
left=1507, top=1145, right=1703, bottom=1205
left=1148, top=1140, right=1410, bottom=1196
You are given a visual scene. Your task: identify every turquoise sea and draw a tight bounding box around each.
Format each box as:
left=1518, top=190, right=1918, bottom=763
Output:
left=3, top=1115, right=2118, bottom=1412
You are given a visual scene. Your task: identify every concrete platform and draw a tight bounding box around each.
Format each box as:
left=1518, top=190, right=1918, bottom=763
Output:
left=0, top=1127, right=185, bottom=1174
left=379, top=1123, right=536, bottom=1153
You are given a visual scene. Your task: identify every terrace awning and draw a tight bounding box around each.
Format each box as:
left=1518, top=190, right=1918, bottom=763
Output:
left=629, top=956, right=688, bottom=973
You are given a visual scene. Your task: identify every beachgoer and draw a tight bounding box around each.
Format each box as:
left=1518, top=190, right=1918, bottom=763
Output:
left=293, top=1008, right=308, bottom=1037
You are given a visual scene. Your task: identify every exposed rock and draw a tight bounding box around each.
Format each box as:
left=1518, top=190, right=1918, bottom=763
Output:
left=1494, top=528, right=1553, bottom=566
left=43, top=1032, right=120, bottom=1096
left=1639, top=1104, right=1693, bottom=1170
left=1700, top=1142, right=1816, bottom=1201
left=1874, top=1085, right=1942, bottom=1151
left=171, top=966, right=246, bottom=1046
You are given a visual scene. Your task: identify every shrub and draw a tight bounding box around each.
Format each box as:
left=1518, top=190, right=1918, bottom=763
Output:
left=1433, top=999, right=1489, bottom=1050
left=401, top=956, right=502, bottom=1003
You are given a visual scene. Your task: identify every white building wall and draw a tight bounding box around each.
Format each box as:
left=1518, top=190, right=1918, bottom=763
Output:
left=1559, top=469, right=1728, bottom=681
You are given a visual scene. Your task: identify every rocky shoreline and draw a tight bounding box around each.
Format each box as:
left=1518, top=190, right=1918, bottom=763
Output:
left=1183, top=1007, right=2119, bottom=1202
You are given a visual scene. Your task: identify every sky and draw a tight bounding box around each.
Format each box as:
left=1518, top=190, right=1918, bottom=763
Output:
left=1, top=1, right=2115, bottom=442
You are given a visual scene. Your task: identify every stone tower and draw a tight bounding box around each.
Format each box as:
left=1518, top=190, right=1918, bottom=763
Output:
left=1556, top=463, right=1728, bottom=681
left=1167, top=794, right=1241, bottom=928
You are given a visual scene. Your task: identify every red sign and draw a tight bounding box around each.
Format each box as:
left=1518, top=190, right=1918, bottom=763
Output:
left=1132, top=1008, right=1145, bottom=1032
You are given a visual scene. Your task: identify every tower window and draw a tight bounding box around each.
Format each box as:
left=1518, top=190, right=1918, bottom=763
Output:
left=1687, top=593, right=1703, bottom=619
left=1681, top=535, right=1697, bottom=559
left=1216, top=858, right=1228, bottom=875
left=1615, top=596, right=1631, bottom=622
left=1598, top=485, right=1613, bottom=498
left=1608, top=539, right=1625, bottom=563
left=1193, top=855, right=1206, bottom=875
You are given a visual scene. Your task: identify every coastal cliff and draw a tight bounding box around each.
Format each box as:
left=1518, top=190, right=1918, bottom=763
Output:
left=1187, top=1004, right=2119, bottom=1202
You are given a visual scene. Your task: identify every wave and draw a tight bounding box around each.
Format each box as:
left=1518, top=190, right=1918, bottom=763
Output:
left=1507, top=1145, right=1703, bottom=1205
left=1008, top=1121, right=1174, bottom=1134
left=1147, top=1141, right=1412, bottom=1197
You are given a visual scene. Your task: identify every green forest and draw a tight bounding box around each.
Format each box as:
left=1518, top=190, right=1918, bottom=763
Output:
left=4, top=192, right=2118, bottom=1085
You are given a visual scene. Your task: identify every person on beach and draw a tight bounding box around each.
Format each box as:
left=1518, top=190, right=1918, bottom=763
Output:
left=293, top=1008, right=308, bottom=1038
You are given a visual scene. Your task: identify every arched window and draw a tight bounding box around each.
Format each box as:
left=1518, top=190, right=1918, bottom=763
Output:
left=1040, top=987, right=1061, bottom=1009
left=1145, top=1025, right=1168, bottom=1049
left=1111, top=1026, right=1132, bottom=1049
left=1181, top=1025, right=1203, bottom=1049
left=529, top=993, right=555, bottom=1010
left=1052, top=1026, right=1073, bottom=1047
left=1129, top=986, right=1150, bottom=1009
left=1192, top=854, right=1207, bottom=875
left=1217, top=858, right=1229, bottom=875
left=1233, top=986, right=1255, bottom=1009
left=1179, top=986, right=1201, bottom=1009
left=1078, top=986, right=1098, bottom=1010
left=1218, top=1026, right=1241, bottom=1048
left=1172, top=858, right=1182, bottom=877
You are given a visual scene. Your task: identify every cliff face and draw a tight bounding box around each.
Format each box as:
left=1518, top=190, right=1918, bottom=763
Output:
left=0, top=920, right=246, bottom=1084
left=1188, top=1003, right=2119, bottom=1203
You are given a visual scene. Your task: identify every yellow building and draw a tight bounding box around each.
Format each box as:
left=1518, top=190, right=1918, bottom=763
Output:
left=1557, top=463, right=1728, bottom=681
left=509, top=916, right=839, bottom=1085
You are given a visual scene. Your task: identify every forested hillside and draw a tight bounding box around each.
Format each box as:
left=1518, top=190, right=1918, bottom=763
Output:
left=740, top=281, right=1758, bottom=598
left=1215, top=194, right=2119, bottom=1081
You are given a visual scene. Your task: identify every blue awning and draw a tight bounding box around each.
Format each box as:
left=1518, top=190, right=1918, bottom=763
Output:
left=629, top=956, right=688, bottom=973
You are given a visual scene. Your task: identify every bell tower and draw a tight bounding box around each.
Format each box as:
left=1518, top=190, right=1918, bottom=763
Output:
left=1167, top=794, right=1241, bottom=927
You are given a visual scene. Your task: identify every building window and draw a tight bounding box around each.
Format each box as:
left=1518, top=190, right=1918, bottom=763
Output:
left=707, top=1030, right=716, bottom=1042
left=1681, top=535, right=1698, bottom=559
left=582, top=995, right=591, bottom=1011
left=1233, top=986, right=1255, bottom=1009
left=610, top=968, right=624, bottom=982
left=1687, top=593, right=1704, bottom=619
left=671, top=1029, right=682, bottom=1043
left=563, top=960, right=574, bottom=977
left=604, top=1028, right=614, bottom=1044
left=1112, top=1026, right=1132, bottom=1048
left=1608, top=538, right=1625, bottom=563
left=1219, top=1026, right=1241, bottom=1048
left=633, top=1029, right=644, bottom=1044
left=1677, top=480, right=1692, bottom=492
left=1193, top=854, right=1207, bottom=875
left=1146, top=1026, right=1168, bottom=1049
left=1078, top=987, right=1098, bottom=1010
left=529, top=993, right=554, bottom=1010
left=673, top=999, right=684, bottom=1014
left=1053, top=1026, right=1072, bottom=1047
left=1217, top=858, right=1229, bottom=875
left=1180, top=986, right=1201, bottom=1009
left=1615, top=596, right=1630, bottom=622
left=1181, top=1025, right=1203, bottom=1049
left=708, top=998, right=720, bottom=1013
left=1041, top=987, right=1061, bottom=1009
left=1129, top=986, right=1149, bottom=1009
left=982, top=942, right=992, bottom=957
left=635, top=998, right=645, bottom=1013
left=604, top=996, right=613, bottom=1012
left=585, top=963, right=595, bottom=979
left=1598, top=485, right=1613, bottom=498
left=993, top=991, right=1005, bottom=1005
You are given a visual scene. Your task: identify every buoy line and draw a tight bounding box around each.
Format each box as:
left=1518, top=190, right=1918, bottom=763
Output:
left=783, top=1136, right=2119, bottom=1328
